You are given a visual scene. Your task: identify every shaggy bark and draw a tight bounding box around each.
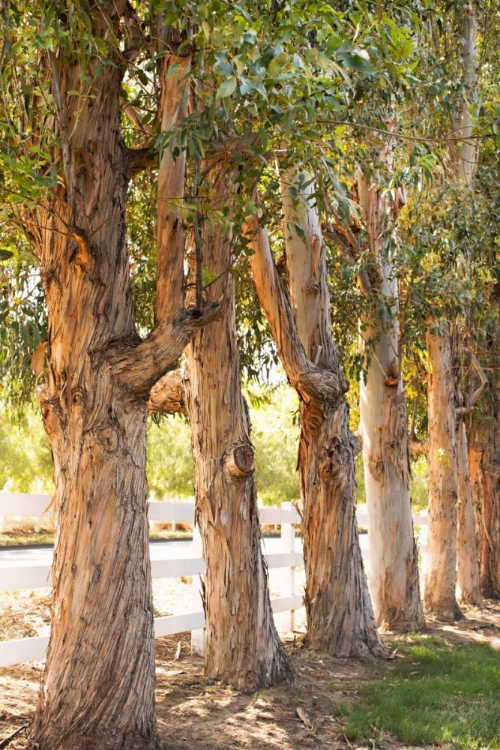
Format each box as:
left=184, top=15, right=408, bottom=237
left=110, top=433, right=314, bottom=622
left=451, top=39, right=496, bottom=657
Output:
left=247, top=202, right=385, bottom=658
left=450, top=2, right=482, bottom=606
left=183, top=171, right=293, bottom=690
left=29, top=30, right=216, bottom=750
left=456, top=420, right=482, bottom=604
left=357, top=168, right=424, bottom=632
left=470, top=386, right=500, bottom=598
left=424, top=330, right=462, bottom=620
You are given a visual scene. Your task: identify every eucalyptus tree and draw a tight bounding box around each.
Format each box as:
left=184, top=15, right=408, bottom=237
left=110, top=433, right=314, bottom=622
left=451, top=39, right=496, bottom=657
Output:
left=424, top=1, right=483, bottom=617
left=0, top=5, right=220, bottom=748
left=355, top=156, right=424, bottom=631
left=326, top=131, right=425, bottom=631
left=246, top=195, right=386, bottom=657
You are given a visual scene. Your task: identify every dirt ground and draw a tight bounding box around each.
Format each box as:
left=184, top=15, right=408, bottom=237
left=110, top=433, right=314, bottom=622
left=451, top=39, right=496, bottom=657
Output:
left=1, top=600, right=500, bottom=750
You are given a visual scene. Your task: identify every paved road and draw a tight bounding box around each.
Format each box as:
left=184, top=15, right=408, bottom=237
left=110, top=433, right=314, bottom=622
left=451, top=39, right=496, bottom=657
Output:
left=0, top=534, right=373, bottom=569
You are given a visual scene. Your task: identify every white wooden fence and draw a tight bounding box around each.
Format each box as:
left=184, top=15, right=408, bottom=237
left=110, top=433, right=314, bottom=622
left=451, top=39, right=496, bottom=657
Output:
left=0, top=492, right=428, bottom=669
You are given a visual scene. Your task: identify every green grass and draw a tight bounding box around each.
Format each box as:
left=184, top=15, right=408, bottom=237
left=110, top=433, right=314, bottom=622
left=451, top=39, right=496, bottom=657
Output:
left=345, top=635, right=500, bottom=749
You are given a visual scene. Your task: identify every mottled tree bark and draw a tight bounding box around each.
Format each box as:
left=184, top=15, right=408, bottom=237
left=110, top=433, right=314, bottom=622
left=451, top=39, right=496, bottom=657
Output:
left=182, top=171, right=293, bottom=690
left=357, top=170, right=424, bottom=632
left=29, top=28, right=217, bottom=750
left=445, top=2, right=482, bottom=609
left=471, top=386, right=500, bottom=598
left=247, top=190, right=385, bottom=657
left=424, top=330, right=462, bottom=620
left=456, top=421, right=482, bottom=604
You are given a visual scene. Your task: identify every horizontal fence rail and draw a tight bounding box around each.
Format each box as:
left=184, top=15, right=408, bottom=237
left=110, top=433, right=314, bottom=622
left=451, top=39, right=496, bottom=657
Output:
left=0, top=492, right=428, bottom=669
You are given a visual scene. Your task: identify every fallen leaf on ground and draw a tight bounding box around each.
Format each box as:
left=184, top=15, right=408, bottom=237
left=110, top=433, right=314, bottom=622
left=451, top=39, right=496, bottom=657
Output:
left=296, top=706, right=314, bottom=729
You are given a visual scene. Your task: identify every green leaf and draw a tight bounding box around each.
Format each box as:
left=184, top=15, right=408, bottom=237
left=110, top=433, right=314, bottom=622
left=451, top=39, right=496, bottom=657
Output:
left=202, top=20, right=211, bottom=41
left=0, top=249, right=14, bottom=261
left=216, top=76, right=237, bottom=99
left=340, top=49, right=374, bottom=74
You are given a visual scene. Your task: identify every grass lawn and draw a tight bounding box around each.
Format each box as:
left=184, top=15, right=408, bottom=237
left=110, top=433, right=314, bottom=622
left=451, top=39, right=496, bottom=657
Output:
left=344, top=634, right=500, bottom=749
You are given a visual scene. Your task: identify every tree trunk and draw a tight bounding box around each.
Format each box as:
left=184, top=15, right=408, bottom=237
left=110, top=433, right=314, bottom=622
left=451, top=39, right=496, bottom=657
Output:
left=476, top=387, right=500, bottom=597
left=29, top=54, right=156, bottom=750
left=357, top=169, right=424, bottom=632
left=247, top=183, right=385, bottom=657
left=456, top=420, right=482, bottom=604
left=449, top=1, right=482, bottom=608
left=183, top=172, right=293, bottom=690
left=360, top=327, right=424, bottom=630
left=29, top=33, right=217, bottom=749
left=424, top=330, right=462, bottom=620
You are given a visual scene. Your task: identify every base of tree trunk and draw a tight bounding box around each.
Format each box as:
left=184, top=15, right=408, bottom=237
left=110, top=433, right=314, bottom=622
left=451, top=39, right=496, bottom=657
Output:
left=30, top=731, right=158, bottom=750
left=423, top=601, right=463, bottom=622
left=457, top=591, right=483, bottom=607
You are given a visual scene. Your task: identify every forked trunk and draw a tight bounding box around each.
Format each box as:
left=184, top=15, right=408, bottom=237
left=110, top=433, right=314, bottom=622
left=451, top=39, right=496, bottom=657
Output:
left=424, top=330, right=462, bottom=620
left=357, top=169, right=423, bottom=632
left=183, top=172, right=293, bottom=690
left=456, top=421, right=482, bottom=604
left=30, top=59, right=156, bottom=750
left=30, top=35, right=218, bottom=750
left=247, top=183, right=385, bottom=657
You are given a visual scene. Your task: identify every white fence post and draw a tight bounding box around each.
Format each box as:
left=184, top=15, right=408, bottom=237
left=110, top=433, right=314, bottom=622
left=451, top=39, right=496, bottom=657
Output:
left=190, top=522, right=205, bottom=656
left=280, top=502, right=296, bottom=632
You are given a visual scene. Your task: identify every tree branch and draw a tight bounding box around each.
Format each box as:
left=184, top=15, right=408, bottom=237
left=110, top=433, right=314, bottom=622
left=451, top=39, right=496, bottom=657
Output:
left=245, top=217, right=346, bottom=405
left=323, top=223, right=372, bottom=296
left=469, top=350, right=488, bottom=407
left=48, top=50, right=73, bottom=207
left=126, top=144, right=157, bottom=177
left=149, top=368, right=186, bottom=414
left=409, top=395, right=428, bottom=455
left=112, top=302, right=219, bottom=397
left=409, top=433, right=428, bottom=456
left=154, top=52, right=191, bottom=324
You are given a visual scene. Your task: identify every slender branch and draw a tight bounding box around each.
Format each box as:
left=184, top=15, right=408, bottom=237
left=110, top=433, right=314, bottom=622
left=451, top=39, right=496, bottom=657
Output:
left=469, top=350, right=488, bottom=407
left=323, top=223, right=372, bottom=296
left=48, top=51, right=73, bottom=208
left=123, top=101, right=154, bottom=135
left=456, top=349, right=489, bottom=415
left=0, top=723, right=29, bottom=749
left=409, top=396, right=428, bottom=455
left=318, top=119, right=495, bottom=145
left=154, top=52, right=190, bottom=324
left=193, top=159, right=204, bottom=312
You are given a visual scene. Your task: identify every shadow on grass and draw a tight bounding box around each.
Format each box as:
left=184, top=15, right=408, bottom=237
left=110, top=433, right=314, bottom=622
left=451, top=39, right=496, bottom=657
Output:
left=345, top=634, right=500, bottom=749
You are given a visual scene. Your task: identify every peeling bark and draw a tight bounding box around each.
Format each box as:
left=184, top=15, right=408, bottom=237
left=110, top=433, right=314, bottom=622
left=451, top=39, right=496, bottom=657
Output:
left=29, top=28, right=217, bottom=750
left=183, top=171, right=293, bottom=690
left=247, top=191, right=385, bottom=657
left=451, top=5, right=482, bottom=607
left=456, top=420, right=482, bottom=605
left=357, top=167, right=424, bottom=633
left=424, top=330, right=462, bottom=621
left=149, top=369, right=185, bottom=415
left=471, top=387, right=500, bottom=598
